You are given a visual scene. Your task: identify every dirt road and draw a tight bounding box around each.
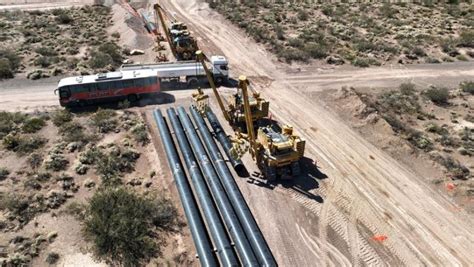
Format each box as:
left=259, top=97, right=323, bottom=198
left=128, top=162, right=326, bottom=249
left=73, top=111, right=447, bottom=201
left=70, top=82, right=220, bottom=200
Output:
left=158, top=0, right=474, bottom=266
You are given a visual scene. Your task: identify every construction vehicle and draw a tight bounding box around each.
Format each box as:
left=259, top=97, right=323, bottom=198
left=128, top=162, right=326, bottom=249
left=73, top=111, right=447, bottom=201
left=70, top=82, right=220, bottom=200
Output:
left=121, top=55, right=228, bottom=88
left=193, top=50, right=269, bottom=130
left=238, top=76, right=305, bottom=180
left=154, top=3, right=198, bottom=60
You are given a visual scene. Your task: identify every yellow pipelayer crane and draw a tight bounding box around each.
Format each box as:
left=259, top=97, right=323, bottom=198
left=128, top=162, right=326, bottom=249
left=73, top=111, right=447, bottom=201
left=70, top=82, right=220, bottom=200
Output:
left=193, top=50, right=270, bottom=131
left=153, top=3, right=198, bottom=60
left=238, top=76, right=305, bottom=181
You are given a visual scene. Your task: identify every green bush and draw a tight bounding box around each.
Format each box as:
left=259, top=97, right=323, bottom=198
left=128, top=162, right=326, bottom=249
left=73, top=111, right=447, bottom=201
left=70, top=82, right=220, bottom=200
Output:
left=90, top=109, right=118, bottom=133
left=297, top=9, right=309, bottom=21
left=51, top=109, right=73, bottom=126
left=98, top=42, right=123, bottom=65
left=425, top=87, right=449, bottom=104
left=96, top=148, right=140, bottom=187
left=28, top=153, right=43, bottom=169
left=352, top=57, right=380, bottom=67
left=57, top=13, right=72, bottom=24
left=0, top=48, right=20, bottom=78
left=303, top=42, right=328, bottom=59
left=89, top=51, right=113, bottom=69
left=0, top=167, right=9, bottom=180
left=399, top=82, right=416, bottom=95
left=83, top=188, right=177, bottom=266
left=45, top=252, right=60, bottom=264
left=3, top=134, right=46, bottom=154
left=34, top=56, right=51, bottom=67
left=22, top=117, right=46, bottom=133
left=458, top=29, right=474, bottom=48
left=58, top=121, right=88, bottom=143
left=0, top=58, right=14, bottom=79
left=131, top=124, right=150, bottom=145
left=35, top=46, right=57, bottom=56
left=460, top=81, right=474, bottom=94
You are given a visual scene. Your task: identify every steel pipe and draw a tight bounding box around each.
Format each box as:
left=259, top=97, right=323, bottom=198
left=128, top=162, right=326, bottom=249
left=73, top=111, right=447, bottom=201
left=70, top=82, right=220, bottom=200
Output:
left=190, top=106, right=277, bottom=267
left=153, top=109, right=217, bottom=267
left=205, top=108, right=245, bottom=174
left=167, top=108, right=238, bottom=267
left=176, top=107, right=259, bottom=267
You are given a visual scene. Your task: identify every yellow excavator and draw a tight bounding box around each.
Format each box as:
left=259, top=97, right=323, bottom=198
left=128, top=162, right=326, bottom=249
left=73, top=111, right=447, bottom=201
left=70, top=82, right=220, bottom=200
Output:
left=193, top=50, right=269, bottom=130
left=153, top=3, right=198, bottom=60
left=238, top=76, right=305, bottom=180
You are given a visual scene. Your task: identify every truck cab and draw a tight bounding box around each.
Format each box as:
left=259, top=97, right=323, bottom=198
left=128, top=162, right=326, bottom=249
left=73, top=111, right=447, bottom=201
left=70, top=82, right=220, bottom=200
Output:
left=210, top=55, right=229, bottom=83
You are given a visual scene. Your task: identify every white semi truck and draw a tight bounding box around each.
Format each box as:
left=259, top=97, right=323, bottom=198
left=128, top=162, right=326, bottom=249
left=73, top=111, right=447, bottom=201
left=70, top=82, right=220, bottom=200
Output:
left=120, top=55, right=229, bottom=88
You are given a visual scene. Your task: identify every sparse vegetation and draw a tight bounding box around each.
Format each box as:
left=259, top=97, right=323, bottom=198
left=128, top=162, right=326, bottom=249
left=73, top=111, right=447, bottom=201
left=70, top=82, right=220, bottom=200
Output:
left=206, top=2, right=473, bottom=65
left=83, top=188, right=177, bottom=266
left=425, top=87, right=450, bottom=104
left=460, top=81, right=474, bottom=94
left=0, top=167, right=9, bottom=180
left=22, top=117, right=46, bottom=133
left=0, top=6, right=124, bottom=79
left=2, top=134, right=46, bottom=154
left=51, top=109, right=73, bottom=126
left=90, top=109, right=118, bottom=133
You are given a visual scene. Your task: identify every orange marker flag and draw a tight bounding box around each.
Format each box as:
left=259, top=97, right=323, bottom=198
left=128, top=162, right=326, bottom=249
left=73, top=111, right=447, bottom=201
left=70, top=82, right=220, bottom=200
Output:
left=372, top=235, right=388, bottom=242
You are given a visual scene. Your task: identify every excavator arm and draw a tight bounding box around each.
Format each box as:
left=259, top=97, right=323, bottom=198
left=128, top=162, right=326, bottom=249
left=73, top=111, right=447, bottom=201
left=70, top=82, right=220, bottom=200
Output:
left=195, top=50, right=231, bottom=122
left=153, top=3, right=177, bottom=57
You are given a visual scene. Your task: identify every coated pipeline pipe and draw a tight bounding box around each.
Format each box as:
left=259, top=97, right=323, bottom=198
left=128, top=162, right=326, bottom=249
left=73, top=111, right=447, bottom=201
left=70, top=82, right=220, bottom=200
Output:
left=167, top=108, right=239, bottom=267
left=176, top=107, right=259, bottom=267
left=190, top=106, right=277, bottom=267
left=153, top=110, right=217, bottom=267
left=205, top=108, right=245, bottom=173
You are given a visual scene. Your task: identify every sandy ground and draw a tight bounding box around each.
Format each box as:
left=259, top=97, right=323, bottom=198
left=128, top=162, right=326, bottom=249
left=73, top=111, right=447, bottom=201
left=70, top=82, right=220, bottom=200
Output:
left=1, top=0, right=473, bottom=266
left=0, top=0, right=96, bottom=11
left=155, top=0, right=474, bottom=266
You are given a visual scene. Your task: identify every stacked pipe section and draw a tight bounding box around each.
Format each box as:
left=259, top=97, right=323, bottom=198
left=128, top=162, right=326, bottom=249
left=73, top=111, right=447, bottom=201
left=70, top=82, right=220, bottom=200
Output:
left=166, top=108, right=238, bottom=266
left=190, top=106, right=277, bottom=267
left=153, top=110, right=217, bottom=267
left=176, top=107, right=259, bottom=266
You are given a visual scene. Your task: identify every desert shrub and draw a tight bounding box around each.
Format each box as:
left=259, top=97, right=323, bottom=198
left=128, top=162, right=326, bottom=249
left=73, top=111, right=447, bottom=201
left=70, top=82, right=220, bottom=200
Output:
left=45, top=252, right=60, bottom=264
left=460, top=81, right=474, bottom=94
left=0, top=111, right=27, bottom=138
left=28, top=153, right=43, bottom=169
left=35, top=46, right=57, bottom=56
left=89, top=51, right=113, bottom=69
left=407, top=130, right=433, bottom=151
left=51, top=109, right=73, bottom=126
left=352, top=57, right=380, bottom=67
left=96, top=148, right=140, bottom=187
left=297, top=9, right=309, bottom=21
left=399, top=82, right=416, bottom=95
left=34, top=56, right=51, bottom=67
left=3, top=134, right=46, bottom=154
left=425, top=123, right=449, bottom=135
left=425, top=87, right=449, bottom=104
left=412, top=46, right=426, bottom=57
left=458, top=29, right=474, bottom=48
left=432, top=155, right=470, bottom=179
left=0, top=58, right=13, bottom=79
left=456, top=55, right=468, bottom=61
left=83, top=188, right=177, bottom=266
left=58, top=121, right=88, bottom=143
left=79, top=146, right=105, bottom=165
left=22, top=117, right=46, bottom=133
left=131, top=124, right=150, bottom=145
left=0, top=193, right=41, bottom=225
left=90, top=109, right=118, bottom=133
left=379, top=3, right=398, bottom=18
left=279, top=48, right=308, bottom=63
left=0, top=48, right=20, bottom=78
left=98, top=42, right=123, bottom=65
left=45, top=153, right=68, bottom=171
left=383, top=114, right=406, bottom=133
left=303, top=42, right=328, bottom=59
left=425, top=57, right=441, bottom=64
left=288, top=38, right=304, bottom=48
left=378, top=90, right=420, bottom=114
left=111, top=32, right=120, bottom=39
left=57, top=13, right=72, bottom=24
left=274, top=24, right=285, bottom=40
left=0, top=168, right=9, bottom=180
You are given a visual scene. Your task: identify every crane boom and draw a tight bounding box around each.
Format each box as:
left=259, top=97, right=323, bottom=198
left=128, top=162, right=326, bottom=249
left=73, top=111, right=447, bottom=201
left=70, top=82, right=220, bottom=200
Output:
left=239, top=76, right=256, bottom=158
left=153, top=3, right=177, bottom=57
left=196, top=50, right=231, bottom=122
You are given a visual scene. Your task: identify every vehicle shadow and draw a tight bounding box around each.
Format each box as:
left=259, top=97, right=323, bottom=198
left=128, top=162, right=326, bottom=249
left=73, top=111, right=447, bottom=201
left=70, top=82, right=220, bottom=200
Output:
left=68, top=92, right=175, bottom=113
left=246, top=157, right=326, bottom=203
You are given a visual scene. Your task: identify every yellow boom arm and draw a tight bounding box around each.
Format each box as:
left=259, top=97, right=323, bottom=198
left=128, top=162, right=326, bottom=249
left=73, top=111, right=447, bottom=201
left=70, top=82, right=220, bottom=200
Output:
left=196, top=50, right=231, bottom=122
left=153, top=3, right=177, bottom=57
